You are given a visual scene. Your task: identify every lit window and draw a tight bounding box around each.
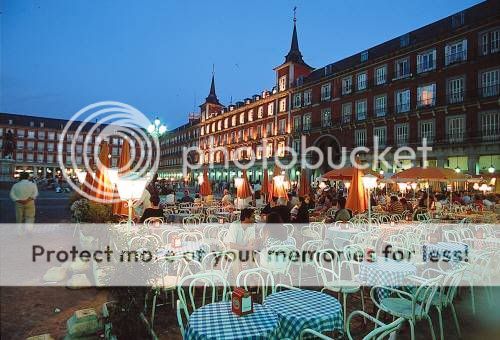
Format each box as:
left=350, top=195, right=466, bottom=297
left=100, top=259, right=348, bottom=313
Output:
left=268, top=103, right=274, bottom=116
left=279, top=98, right=287, bottom=112
left=373, top=126, right=387, bottom=147
left=417, top=84, right=436, bottom=107
left=279, top=75, right=287, bottom=91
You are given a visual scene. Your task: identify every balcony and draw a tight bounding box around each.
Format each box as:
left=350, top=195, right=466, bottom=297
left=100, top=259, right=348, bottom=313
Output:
left=374, top=107, right=387, bottom=117
left=321, top=120, right=332, bottom=128
left=356, top=80, right=367, bottom=91
left=445, top=51, right=466, bottom=66
left=416, top=97, right=436, bottom=109
left=447, top=91, right=465, bottom=104
left=416, top=60, right=436, bottom=74
left=446, top=133, right=465, bottom=143
left=392, top=71, right=411, bottom=81
left=479, top=43, right=500, bottom=57
left=479, top=84, right=500, bottom=98
left=395, top=104, right=410, bottom=114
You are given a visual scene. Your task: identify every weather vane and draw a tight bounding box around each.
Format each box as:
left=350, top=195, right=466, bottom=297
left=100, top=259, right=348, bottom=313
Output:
left=293, top=6, right=297, bottom=23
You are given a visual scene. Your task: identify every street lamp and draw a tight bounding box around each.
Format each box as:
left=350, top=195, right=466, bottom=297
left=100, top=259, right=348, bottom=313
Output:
left=344, top=180, right=351, bottom=192
left=473, top=182, right=480, bottom=191
left=107, top=168, right=119, bottom=186
left=362, top=174, right=378, bottom=226
left=76, top=169, right=87, bottom=184
left=116, top=173, right=148, bottom=233
left=147, top=116, right=167, bottom=137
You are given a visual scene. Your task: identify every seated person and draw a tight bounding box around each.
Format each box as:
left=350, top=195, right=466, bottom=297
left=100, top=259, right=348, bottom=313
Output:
left=224, top=208, right=256, bottom=250
left=333, top=196, right=352, bottom=222
left=387, top=195, right=405, bottom=214
left=179, top=190, right=194, bottom=203
left=193, top=193, right=202, bottom=204
left=270, top=197, right=291, bottom=223
left=221, top=189, right=232, bottom=206
left=140, top=195, right=164, bottom=223
left=399, top=197, right=413, bottom=213
left=258, top=213, right=294, bottom=272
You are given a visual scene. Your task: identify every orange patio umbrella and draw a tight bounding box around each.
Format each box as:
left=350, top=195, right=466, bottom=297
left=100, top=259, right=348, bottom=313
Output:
left=93, top=141, right=114, bottom=201
left=112, top=140, right=131, bottom=215
left=82, top=158, right=95, bottom=195
left=323, top=167, right=381, bottom=180
left=237, top=169, right=253, bottom=199
left=200, top=168, right=212, bottom=196
left=345, top=167, right=368, bottom=214
left=261, top=169, right=269, bottom=200
left=271, top=164, right=287, bottom=199
left=391, top=167, right=466, bottom=182
left=298, top=169, right=309, bottom=197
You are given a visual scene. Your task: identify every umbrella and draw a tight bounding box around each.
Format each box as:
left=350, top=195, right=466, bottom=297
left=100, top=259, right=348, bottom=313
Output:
left=112, top=140, right=131, bottom=215
left=94, top=141, right=114, bottom=201
left=271, top=164, right=287, bottom=199
left=298, top=169, right=309, bottom=197
left=323, top=167, right=381, bottom=180
left=200, top=168, right=212, bottom=196
left=391, top=167, right=466, bottom=182
left=262, top=169, right=269, bottom=200
left=82, top=158, right=95, bottom=195
left=237, top=169, right=253, bottom=199
left=346, top=167, right=368, bottom=214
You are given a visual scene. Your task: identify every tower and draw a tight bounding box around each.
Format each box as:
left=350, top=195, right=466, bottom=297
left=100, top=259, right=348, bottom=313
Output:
left=200, top=70, right=223, bottom=121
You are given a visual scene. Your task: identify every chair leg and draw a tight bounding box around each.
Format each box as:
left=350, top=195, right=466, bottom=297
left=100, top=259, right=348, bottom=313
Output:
left=343, top=293, right=348, bottom=331
left=425, top=314, right=437, bottom=340
left=360, top=289, right=367, bottom=325
left=298, top=265, right=302, bottom=287
left=375, top=309, right=382, bottom=330
left=436, top=306, right=444, bottom=340
left=150, top=293, right=157, bottom=329
left=450, top=303, right=462, bottom=338
left=470, top=284, right=476, bottom=315
left=408, top=320, right=415, bottom=340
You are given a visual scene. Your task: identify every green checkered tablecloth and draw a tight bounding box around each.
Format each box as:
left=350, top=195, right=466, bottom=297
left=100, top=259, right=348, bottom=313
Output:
left=184, top=302, right=279, bottom=340
left=264, top=289, right=343, bottom=339
left=359, top=257, right=416, bottom=301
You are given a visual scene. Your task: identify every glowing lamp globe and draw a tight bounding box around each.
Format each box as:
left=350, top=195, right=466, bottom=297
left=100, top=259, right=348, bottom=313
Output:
left=473, top=183, right=480, bottom=190
left=234, top=177, right=243, bottom=188
left=197, top=174, right=204, bottom=185
left=361, top=174, right=378, bottom=190
left=76, top=170, right=87, bottom=183
left=107, top=168, right=119, bottom=185
left=147, top=125, right=155, bottom=133
left=159, top=125, right=167, bottom=134
left=344, top=181, right=351, bottom=190
left=116, top=173, right=148, bottom=201
left=488, top=165, right=495, bottom=174
left=397, top=182, right=407, bottom=192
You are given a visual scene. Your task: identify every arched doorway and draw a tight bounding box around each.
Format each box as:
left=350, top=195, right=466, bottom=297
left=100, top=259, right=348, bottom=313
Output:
left=312, top=134, right=341, bottom=175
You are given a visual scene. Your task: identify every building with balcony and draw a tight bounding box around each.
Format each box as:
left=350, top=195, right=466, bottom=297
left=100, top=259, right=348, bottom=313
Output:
left=197, top=0, right=500, bottom=182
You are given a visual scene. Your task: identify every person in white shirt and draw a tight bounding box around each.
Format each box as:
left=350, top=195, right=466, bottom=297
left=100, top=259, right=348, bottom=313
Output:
left=221, top=189, right=232, bottom=206
left=10, top=172, right=38, bottom=226
left=224, top=208, right=256, bottom=250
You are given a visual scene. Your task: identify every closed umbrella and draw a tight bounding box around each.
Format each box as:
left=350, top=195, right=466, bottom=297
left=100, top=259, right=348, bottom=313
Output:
left=237, top=169, right=253, bottom=199
left=200, top=168, right=212, bottom=197
left=262, top=169, right=269, bottom=201
left=298, top=169, right=309, bottom=197
left=82, top=158, right=95, bottom=195
left=112, top=140, right=131, bottom=215
left=94, top=141, right=114, bottom=201
left=346, top=167, right=368, bottom=214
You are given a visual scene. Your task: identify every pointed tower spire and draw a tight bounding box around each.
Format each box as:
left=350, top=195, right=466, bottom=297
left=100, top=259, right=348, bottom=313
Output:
left=285, top=6, right=307, bottom=65
left=205, top=65, right=220, bottom=105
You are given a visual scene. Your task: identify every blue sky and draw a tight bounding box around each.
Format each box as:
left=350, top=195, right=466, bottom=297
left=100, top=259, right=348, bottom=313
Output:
left=1, top=0, right=482, bottom=128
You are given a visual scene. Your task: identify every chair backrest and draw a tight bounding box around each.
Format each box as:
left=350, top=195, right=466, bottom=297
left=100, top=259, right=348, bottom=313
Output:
left=143, top=216, right=164, bottom=227
left=283, top=223, right=294, bottom=237
left=236, top=267, right=275, bottom=303
left=179, top=231, right=204, bottom=243
left=444, top=230, right=461, bottom=243
left=258, top=244, right=297, bottom=275
left=201, top=250, right=235, bottom=280
left=413, top=275, right=443, bottom=318
left=177, top=272, right=227, bottom=316
left=314, top=249, right=341, bottom=284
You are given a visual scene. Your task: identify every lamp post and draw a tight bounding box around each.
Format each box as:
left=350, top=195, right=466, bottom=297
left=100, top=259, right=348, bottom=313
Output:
left=75, top=169, right=87, bottom=186
left=116, top=173, right=148, bottom=233
left=362, top=174, right=378, bottom=226
left=147, top=117, right=167, bottom=137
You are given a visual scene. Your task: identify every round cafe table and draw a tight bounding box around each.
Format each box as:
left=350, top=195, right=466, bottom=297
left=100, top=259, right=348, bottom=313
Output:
left=265, top=289, right=343, bottom=339
left=359, top=257, right=416, bottom=301
left=184, top=302, right=279, bottom=340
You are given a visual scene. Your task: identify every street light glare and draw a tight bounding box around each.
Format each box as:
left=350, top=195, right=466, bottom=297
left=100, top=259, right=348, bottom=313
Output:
left=147, top=125, right=155, bottom=133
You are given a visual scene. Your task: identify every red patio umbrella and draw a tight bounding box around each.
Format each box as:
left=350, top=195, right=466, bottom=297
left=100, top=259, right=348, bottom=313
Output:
left=200, top=168, right=212, bottom=197
left=237, top=169, right=253, bottom=199
left=345, top=167, right=368, bottom=214
left=112, top=140, right=131, bottom=215
left=298, top=169, right=309, bottom=197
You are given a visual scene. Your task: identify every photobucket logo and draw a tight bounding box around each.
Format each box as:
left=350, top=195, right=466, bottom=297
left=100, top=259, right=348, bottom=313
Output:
left=182, top=136, right=432, bottom=173
left=58, top=101, right=159, bottom=203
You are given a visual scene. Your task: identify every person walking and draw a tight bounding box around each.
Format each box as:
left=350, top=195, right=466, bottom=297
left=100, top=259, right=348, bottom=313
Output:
left=10, top=172, right=38, bottom=230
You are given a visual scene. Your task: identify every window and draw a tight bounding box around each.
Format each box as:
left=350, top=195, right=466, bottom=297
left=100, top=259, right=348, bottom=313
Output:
left=47, top=143, right=54, bottom=152
left=417, top=49, right=436, bottom=73
left=303, top=114, right=312, bottom=131
left=375, top=65, right=387, bottom=85
left=277, top=141, right=285, bottom=157
left=17, top=129, right=24, bottom=138
left=395, top=58, right=410, bottom=79
left=279, top=98, right=287, bottom=112
left=27, top=130, right=35, bottom=138
left=480, top=111, right=500, bottom=141
left=480, top=69, right=499, bottom=97
left=373, top=126, right=387, bottom=147
left=342, top=103, right=352, bottom=123
left=292, top=139, right=300, bottom=154
left=266, top=122, right=274, bottom=136
left=16, top=152, right=24, bottom=161
left=321, top=109, right=332, bottom=127
left=293, top=93, right=301, bottom=108
left=37, top=142, right=45, bottom=151
left=361, top=50, right=368, bottom=62
left=419, top=120, right=435, bottom=144
left=374, top=95, right=387, bottom=117
left=445, top=39, right=467, bottom=66
left=303, top=90, right=312, bottom=106
left=447, top=77, right=464, bottom=103
left=232, top=115, right=237, bottom=126
left=217, top=120, right=222, bottom=131
left=237, top=130, right=242, bottom=142
left=355, top=129, right=367, bottom=147
left=278, top=119, right=286, bottom=134
left=342, top=77, right=352, bottom=95
left=356, top=99, right=367, bottom=120
left=27, top=153, right=34, bottom=162
left=248, top=110, right=254, bottom=122
left=395, top=89, right=410, bottom=113
left=47, top=154, right=54, bottom=163
left=446, top=115, right=465, bottom=142
left=48, top=131, right=55, bottom=140
left=395, top=123, right=409, bottom=146
left=480, top=29, right=500, bottom=55
left=400, top=33, right=410, bottom=47
left=266, top=144, right=273, bottom=158
left=27, top=141, right=34, bottom=150
left=37, top=153, right=44, bottom=162
left=279, top=75, right=287, bottom=91
left=239, top=113, right=245, bottom=124
left=258, top=106, right=264, bottom=118
left=357, top=72, right=367, bottom=91
left=268, top=103, right=274, bottom=116
left=224, top=118, right=229, bottom=129
left=38, top=131, right=45, bottom=139
left=417, top=84, right=436, bottom=107
left=321, top=83, right=331, bottom=101
left=293, top=116, right=301, bottom=132
left=257, top=125, right=262, bottom=138
left=451, top=11, right=465, bottom=28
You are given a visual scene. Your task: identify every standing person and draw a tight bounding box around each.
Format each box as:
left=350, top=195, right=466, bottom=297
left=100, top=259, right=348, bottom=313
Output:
left=10, top=172, right=38, bottom=229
